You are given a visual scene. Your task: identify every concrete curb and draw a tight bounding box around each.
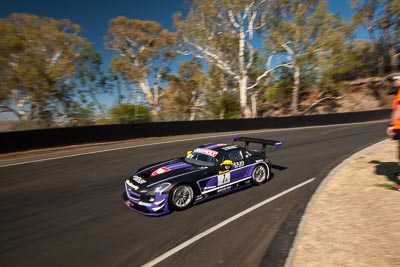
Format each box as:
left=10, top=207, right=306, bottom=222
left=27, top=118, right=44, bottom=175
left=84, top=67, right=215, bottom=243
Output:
left=284, top=138, right=391, bottom=267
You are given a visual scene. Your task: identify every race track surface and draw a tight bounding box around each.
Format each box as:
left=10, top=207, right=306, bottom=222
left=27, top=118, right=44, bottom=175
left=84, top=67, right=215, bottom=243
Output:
left=0, top=121, right=387, bottom=267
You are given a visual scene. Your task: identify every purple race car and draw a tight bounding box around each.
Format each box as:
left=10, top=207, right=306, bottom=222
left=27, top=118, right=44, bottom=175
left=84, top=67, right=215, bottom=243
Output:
left=123, top=137, right=283, bottom=216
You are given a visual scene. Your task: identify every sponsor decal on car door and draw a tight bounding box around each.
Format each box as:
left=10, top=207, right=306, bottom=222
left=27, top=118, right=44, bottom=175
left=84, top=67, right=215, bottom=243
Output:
left=217, top=172, right=231, bottom=186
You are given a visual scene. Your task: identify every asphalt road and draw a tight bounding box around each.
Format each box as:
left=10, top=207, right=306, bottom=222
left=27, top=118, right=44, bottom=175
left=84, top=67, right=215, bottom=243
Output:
left=0, top=121, right=387, bottom=267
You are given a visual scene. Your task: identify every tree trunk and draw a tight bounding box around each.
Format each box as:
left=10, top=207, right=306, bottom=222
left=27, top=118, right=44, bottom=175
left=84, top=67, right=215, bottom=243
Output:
left=189, top=90, right=197, bottom=121
left=378, top=55, right=384, bottom=76
left=238, top=24, right=253, bottom=119
left=17, top=98, right=28, bottom=120
left=389, top=45, right=399, bottom=73
left=151, top=106, right=159, bottom=122
left=139, top=79, right=160, bottom=121
left=239, top=75, right=252, bottom=118
left=189, top=109, right=196, bottom=121
left=291, top=65, right=300, bottom=115
left=251, top=94, right=257, bottom=118
left=219, top=108, right=225, bottom=119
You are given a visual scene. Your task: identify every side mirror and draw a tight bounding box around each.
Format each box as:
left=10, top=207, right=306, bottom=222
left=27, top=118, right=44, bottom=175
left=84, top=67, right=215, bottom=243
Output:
left=186, top=150, right=193, bottom=157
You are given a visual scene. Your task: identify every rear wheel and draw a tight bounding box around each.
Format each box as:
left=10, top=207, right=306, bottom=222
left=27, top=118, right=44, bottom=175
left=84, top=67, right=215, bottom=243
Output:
left=169, top=185, right=194, bottom=211
left=251, top=164, right=270, bottom=185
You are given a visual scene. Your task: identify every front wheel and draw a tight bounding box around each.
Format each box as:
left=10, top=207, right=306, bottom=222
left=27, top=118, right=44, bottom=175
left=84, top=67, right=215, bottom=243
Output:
left=169, top=185, right=194, bottom=211
left=251, top=164, right=270, bottom=185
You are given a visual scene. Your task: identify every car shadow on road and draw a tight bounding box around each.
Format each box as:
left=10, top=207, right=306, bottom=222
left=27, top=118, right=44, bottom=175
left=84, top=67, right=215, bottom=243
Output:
left=272, top=164, right=287, bottom=171
left=370, top=160, right=400, bottom=186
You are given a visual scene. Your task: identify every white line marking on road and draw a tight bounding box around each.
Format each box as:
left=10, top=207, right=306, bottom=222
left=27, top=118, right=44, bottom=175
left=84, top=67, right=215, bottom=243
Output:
left=141, top=177, right=316, bottom=267
left=0, top=120, right=385, bottom=168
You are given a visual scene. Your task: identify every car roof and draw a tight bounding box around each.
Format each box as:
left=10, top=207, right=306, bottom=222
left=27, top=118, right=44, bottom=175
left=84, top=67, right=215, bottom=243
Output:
left=196, top=143, right=241, bottom=153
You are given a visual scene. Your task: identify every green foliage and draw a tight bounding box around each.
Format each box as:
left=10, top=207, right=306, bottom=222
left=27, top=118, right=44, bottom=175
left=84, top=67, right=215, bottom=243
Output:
left=76, top=44, right=110, bottom=114
left=174, top=0, right=272, bottom=118
left=1, top=1, right=397, bottom=127
left=265, top=84, right=293, bottom=103
left=161, top=59, right=206, bottom=120
left=67, top=103, right=96, bottom=126
left=108, top=104, right=150, bottom=124
left=206, top=65, right=241, bottom=119
left=351, top=0, right=400, bottom=73
left=0, top=13, right=91, bottom=124
left=265, top=67, right=293, bottom=102
left=265, top=0, right=348, bottom=113
left=210, top=91, right=241, bottom=119
left=105, top=17, right=176, bottom=119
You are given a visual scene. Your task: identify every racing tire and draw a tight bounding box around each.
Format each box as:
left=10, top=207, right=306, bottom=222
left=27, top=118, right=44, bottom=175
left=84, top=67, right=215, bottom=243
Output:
left=251, top=164, right=270, bottom=185
left=169, top=184, right=194, bottom=211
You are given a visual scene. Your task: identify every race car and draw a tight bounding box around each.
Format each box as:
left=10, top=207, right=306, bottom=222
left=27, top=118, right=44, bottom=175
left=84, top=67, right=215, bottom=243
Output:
left=123, top=136, right=283, bottom=216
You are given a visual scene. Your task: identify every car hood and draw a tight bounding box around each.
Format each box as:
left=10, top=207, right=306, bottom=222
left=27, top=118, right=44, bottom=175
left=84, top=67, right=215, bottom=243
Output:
left=130, top=158, right=205, bottom=188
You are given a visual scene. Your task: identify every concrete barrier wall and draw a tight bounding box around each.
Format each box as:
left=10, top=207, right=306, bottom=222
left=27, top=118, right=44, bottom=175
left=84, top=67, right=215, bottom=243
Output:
left=0, top=109, right=390, bottom=154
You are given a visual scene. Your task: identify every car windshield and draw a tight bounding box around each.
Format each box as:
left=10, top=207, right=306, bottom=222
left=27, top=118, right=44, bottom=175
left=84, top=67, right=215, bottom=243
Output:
left=184, top=152, right=217, bottom=167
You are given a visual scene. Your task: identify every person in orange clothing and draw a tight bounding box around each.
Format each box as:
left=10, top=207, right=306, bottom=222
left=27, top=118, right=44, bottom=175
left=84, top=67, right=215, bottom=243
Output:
left=387, top=77, right=400, bottom=139
left=387, top=76, right=400, bottom=191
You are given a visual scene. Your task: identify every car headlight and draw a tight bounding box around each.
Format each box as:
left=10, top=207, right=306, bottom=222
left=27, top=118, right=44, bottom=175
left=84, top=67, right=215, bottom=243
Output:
left=147, top=183, right=171, bottom=195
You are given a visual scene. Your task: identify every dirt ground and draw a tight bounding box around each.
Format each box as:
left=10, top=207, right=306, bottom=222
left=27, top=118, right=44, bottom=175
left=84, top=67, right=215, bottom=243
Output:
left=287, top=139, right=400, bottom=267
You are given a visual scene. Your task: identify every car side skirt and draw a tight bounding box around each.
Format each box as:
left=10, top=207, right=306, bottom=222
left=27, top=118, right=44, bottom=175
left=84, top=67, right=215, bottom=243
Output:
left=194, top=179, right=253, bottom=204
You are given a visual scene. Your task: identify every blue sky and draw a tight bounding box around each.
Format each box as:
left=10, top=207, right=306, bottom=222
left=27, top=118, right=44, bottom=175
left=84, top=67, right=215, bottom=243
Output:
left=1, top=0, right=188, bottom=116
left=1, top=0, right=187, bottom=74
left=1, top=0, right=357, bottom=67
left=1, top=0, right=359, bottom=118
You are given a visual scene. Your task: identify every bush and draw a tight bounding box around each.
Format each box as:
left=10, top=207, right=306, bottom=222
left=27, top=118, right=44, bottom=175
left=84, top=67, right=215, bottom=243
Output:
left=108, top=104, right=150, bottom=124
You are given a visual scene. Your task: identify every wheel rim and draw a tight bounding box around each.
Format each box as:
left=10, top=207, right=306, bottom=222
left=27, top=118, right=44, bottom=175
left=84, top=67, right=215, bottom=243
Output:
left=172, top=185, right=193, bottom=208
left=253, top=165, right=266, bottom=182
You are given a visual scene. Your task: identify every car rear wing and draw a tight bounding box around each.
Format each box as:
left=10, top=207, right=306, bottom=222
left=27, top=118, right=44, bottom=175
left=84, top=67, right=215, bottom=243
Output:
left=233, top=136, right=283, bottom=153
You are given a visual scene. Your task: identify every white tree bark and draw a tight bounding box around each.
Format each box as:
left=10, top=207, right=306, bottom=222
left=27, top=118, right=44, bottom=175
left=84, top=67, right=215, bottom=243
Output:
left=177, top=0, right=279, bottom=118
left=292, top=65, right=301, bottom=115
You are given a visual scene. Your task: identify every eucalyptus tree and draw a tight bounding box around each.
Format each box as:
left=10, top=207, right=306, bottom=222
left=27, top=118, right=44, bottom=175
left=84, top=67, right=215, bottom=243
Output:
left=109, top=57, right=137, bottom=105
left=75, top=44, right=109, bottom=115
left=206, top=64, right=241, bottom=119
left=174, top=0, right=290, bottom=118
left=108, top=103, right=150, bottom=124
left=162, top=59, right=207, bottom=121
left=351, top=0, right=400, bottom=74
left=104, top=16, right=176, bottom=121
left=0, top=13, right=89, bottom=125
left=266, top=0, right=348, bottom=114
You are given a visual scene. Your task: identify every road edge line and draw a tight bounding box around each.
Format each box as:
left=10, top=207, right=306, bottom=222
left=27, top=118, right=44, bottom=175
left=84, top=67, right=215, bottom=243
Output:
left=141, top=177, right=316, bottom=267
left=284, top=138, right=390, bottom=267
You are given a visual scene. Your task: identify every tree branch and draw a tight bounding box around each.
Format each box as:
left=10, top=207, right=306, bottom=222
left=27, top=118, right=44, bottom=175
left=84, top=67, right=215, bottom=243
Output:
left=180, top=37, right=237, bottom=76
left=246, top=41, right=255, bottom=70
left=139, top=79, right=155, bottom=106
left=246, top=62, right=293, bottom=90
left=0, top=105, right=21, bottom=119
left=228, top=10, right=240, bottom=29
left=153, top=70, right=162, bottom=105
left=300, top=95, right=345, bottom=115
left=247, top=9, right=257, bottom=40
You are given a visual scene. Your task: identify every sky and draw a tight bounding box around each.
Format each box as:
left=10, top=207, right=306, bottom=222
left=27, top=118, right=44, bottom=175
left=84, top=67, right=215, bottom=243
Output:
left=1, top=0, right=188, bottom=73
left=0, top=0, right=360, bottom=118
left=1, top=0, right=356, bottom=55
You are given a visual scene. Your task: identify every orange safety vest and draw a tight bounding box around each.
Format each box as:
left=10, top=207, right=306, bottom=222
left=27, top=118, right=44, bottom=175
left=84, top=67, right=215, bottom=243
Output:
left=393, top=90, right=400, bottom=129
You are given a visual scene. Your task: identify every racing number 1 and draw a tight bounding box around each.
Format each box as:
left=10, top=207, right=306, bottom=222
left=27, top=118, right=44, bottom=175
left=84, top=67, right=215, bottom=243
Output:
left=217, top=172, right=231, bottom=186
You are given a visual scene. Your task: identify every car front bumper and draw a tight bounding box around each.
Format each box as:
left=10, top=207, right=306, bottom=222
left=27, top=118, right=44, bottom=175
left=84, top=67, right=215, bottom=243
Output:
left=123, top=181, right=170, bottom=216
